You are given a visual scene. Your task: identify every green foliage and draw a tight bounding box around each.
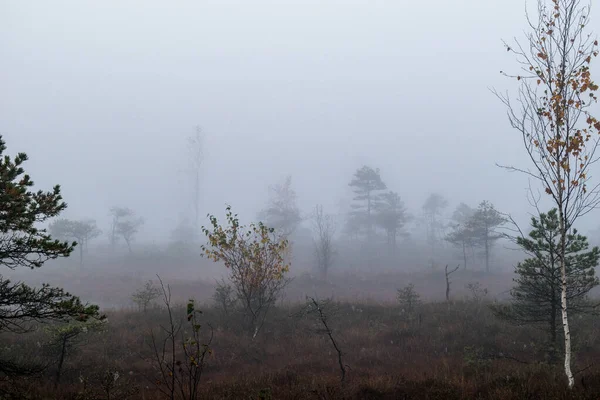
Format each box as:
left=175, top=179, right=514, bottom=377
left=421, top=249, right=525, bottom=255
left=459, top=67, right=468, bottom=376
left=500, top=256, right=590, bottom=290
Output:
left=0, top=136, right=101, bottom=327
left=201, top=205, right=290, bottom=337
left=0, top=137, right=75, bottom=269
left=148, top=279, right=213, bottom=400
left=47, top=318, right=107, bottom=386
left=0, top=135, right=102, bottom=376
left=0, top=278, right=101, bottom=335
left=47, top=316, right=106, bottom=341
left=492, top=209, right=600, bottom=356
left=182, top=300, right=212, bottom=378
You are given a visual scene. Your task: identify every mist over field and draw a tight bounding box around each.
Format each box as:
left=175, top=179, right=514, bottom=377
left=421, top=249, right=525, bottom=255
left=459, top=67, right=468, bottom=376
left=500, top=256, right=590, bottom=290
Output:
left=2, top=1, right=600, bottom=399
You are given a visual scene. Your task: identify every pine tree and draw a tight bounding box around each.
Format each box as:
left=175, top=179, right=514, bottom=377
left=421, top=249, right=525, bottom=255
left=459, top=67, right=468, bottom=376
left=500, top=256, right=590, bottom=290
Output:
left=347, top=166, right=387, bottom=243
left=445, top=203, right=476, bottom=269
left=422, top=193, right=448, bottom=268
left=375, top=191, right=408, bottom=255
left=493, top=209, right=599, bottom=362
left=0, top=136, right=101, bottom=365
left=469, top=201, right=506, bottom=272
left=49, top=218, right=101, bottom=268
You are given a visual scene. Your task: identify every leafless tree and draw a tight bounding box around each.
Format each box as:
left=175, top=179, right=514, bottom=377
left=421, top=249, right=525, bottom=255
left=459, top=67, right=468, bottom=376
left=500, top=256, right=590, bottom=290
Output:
left=311, top=204, right=336, bottom=280
left=305, top=297, right=346, bottom=386
left=186, top=126, right=204, bottom=239
left=422, top=193, right=448, bottom=269
left=494, top=0, right=600, bottom=387
left=445, top=264, right=460, bottom=302
left=147, top=276, right=213, bottom=400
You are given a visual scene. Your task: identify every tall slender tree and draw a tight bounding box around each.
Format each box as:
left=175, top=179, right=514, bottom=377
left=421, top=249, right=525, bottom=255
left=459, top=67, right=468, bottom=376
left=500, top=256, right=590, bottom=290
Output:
left=422, top=193, right=448, bottom=268
left=469, top=201, right=506, bottom=273
left=187, top=126, right=204, bottom=240
left=347, top=166, right=387, bottom=244
left=495, top=0, right=600, bottom=386
left=445, top=203, right=476, bottom=269
left=311, top=204, right=337, bottom=279
left=376, top=191, right=408, bottom=255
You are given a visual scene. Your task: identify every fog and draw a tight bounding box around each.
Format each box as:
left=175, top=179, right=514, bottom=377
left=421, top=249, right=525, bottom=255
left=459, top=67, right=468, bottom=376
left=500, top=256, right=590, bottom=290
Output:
left=5, top=3, right=600, bottom=396
left=1, top=1, right=598, bottom=246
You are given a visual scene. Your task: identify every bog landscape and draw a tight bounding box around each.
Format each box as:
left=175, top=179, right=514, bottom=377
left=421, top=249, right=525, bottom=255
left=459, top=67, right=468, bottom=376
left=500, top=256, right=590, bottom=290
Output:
left=2, top=0, right=600, bottom=399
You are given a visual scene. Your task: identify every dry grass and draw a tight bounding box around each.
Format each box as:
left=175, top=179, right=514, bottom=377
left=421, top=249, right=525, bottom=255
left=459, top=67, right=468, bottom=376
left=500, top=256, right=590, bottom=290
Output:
left=2, top=292, right=600, bottom=399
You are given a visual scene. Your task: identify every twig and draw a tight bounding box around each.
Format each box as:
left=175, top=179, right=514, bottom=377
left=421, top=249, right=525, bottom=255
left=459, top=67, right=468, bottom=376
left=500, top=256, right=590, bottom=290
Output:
left=307, top=297, right=346, bottom=386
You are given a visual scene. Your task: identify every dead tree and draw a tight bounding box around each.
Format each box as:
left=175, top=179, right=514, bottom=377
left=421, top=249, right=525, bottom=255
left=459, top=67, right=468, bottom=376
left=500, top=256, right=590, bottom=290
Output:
left=311, top=204, right=336, bottom=279
left=445, top=264, right=460, bottom=302
left=306, top=297, right=346, bottom=386
left=187, top=126, right=204, bottom=239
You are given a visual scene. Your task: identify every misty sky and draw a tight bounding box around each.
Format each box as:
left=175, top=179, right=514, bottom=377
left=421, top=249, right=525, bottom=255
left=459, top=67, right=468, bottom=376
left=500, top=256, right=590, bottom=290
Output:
left=2, top=0, right=599, bottom=242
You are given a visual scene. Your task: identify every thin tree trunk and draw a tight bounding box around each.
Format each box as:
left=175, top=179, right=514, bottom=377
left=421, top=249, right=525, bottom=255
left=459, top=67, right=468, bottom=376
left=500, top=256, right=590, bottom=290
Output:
left=462, top=241, right=467, bottom=269
left=445, top=264, right=458, bottom=302
left=485, top=235, right=490, bottom=273
left=111, top=219, right=117, bottom=252
left=55, top=337, right=67, bottom=388
left=194, top=169, right=199, bottom=239
left=367, top=191, right=372, bottom=246
left=550, top=300, right=557, bottom=363
left=558, top=206, right=574, bottom=387
left=430, top=217, right=436, bottom=269
left=445, top=266, right=450, bottom=302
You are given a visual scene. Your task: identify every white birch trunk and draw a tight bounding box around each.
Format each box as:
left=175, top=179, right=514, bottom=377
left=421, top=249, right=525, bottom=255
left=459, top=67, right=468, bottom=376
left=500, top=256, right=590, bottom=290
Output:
left=559, top=208, right=574, bottom=388
left=560, top=259, right=574, bottom=387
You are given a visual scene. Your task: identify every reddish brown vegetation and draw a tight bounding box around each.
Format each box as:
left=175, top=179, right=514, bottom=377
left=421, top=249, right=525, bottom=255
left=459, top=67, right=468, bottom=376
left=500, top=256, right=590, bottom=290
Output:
left=2, top=293, right=600, bottom=399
